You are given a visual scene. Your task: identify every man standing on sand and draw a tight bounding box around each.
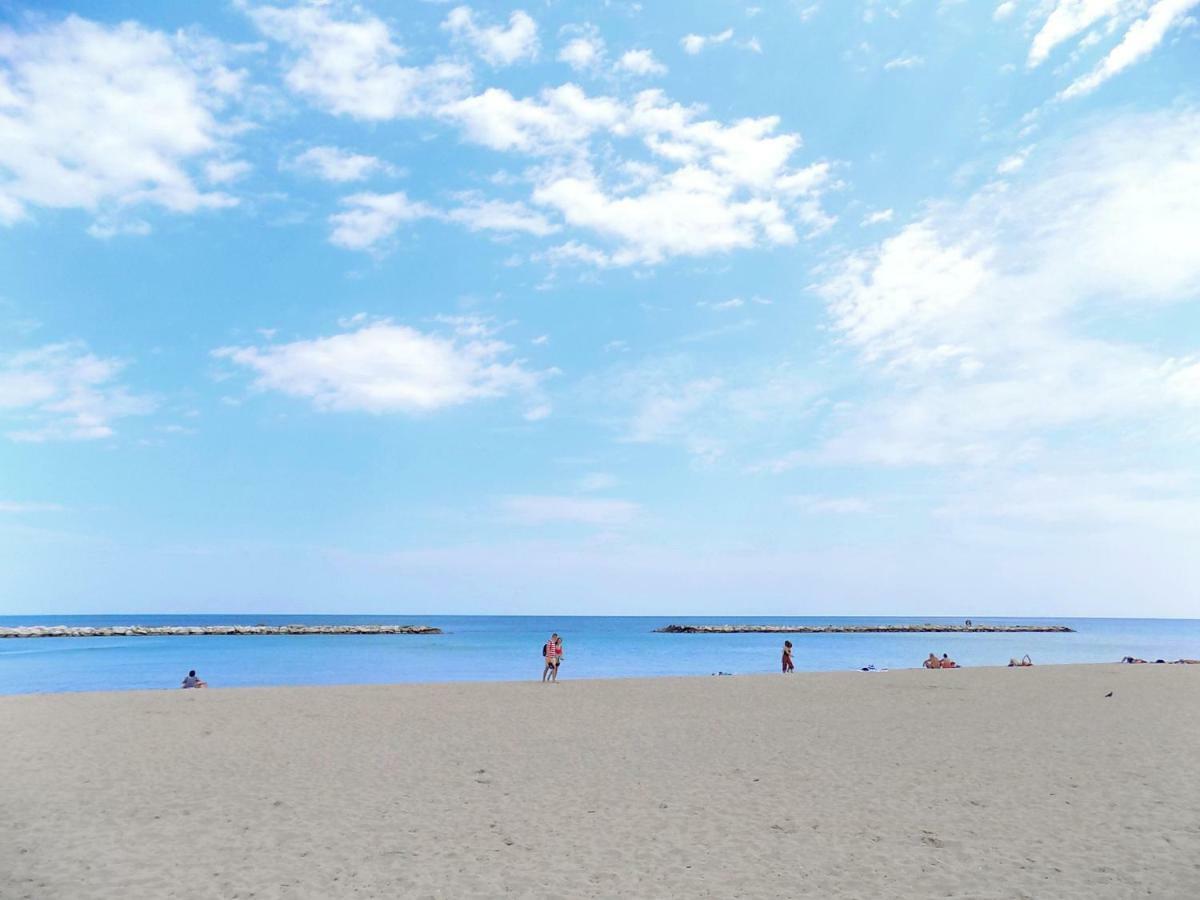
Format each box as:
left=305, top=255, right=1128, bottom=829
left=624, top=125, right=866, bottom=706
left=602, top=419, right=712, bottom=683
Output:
left=542, top=633, right=559, bottom=682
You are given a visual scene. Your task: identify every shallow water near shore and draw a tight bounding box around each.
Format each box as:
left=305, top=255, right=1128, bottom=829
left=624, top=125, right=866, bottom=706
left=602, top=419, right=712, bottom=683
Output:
left=2, top=614, right=1198, bottom=694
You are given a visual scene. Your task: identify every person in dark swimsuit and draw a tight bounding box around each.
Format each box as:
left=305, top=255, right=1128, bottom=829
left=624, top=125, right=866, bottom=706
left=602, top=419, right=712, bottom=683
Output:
left=782, top=640, right=795, bottom=673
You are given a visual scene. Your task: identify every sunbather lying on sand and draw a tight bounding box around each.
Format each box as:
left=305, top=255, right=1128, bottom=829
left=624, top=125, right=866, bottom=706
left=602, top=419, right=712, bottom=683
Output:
left=1008, top=655, right=1033, bottom=667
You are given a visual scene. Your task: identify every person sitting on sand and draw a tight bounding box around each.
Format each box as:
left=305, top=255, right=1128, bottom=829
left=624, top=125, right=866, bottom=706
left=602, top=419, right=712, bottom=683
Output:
left=924, top=653, right=940, bottom=669
left=939, top=654, right=958, bottom=669
left=1008, top=655, right=1033, bottom=667
left=782, top=640, right=795, bottom=673
left=181, top=670, right=207, bottom=689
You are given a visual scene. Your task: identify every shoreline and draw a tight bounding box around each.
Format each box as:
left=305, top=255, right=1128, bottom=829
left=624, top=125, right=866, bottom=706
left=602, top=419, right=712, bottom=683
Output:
left=0, top=660, right=1166, bottom=698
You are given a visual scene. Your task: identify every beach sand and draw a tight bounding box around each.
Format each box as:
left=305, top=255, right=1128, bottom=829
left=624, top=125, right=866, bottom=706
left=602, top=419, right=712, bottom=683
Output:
left=2, top=664, right=1198, bottom=899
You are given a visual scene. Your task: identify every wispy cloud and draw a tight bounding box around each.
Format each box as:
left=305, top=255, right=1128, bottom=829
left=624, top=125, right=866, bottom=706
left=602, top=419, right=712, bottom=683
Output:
left=0, top=342, right=155, bottom=442
left=680, top=28, right=734, bottom=55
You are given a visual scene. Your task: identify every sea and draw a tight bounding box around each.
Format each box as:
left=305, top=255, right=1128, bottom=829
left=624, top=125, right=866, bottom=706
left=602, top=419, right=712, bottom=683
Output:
left=2, top=615, right=1199, bottom=695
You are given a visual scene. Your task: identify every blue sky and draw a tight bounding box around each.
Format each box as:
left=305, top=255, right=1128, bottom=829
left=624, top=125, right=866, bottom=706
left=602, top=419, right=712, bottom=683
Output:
left=1, top=0, right=1198, bottom=616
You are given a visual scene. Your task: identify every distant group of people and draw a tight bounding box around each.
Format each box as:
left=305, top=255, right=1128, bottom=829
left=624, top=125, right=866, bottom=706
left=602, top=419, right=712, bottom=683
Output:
left=542, top=633, right=563, bottom=682
left=1122, top=656, right=1200, bottom=665
left=924, top=653, right=959, bottom=669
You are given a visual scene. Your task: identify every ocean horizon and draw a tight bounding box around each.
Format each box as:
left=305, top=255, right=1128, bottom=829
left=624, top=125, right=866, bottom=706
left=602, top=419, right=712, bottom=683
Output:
left=3, top=614, right=1198, bottom=695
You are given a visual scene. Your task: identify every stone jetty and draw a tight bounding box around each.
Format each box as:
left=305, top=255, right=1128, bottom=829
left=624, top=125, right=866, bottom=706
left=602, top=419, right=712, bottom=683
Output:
left=655, top=624, right=1074, bottom=634
left=0, top=624, right=442, bottom=639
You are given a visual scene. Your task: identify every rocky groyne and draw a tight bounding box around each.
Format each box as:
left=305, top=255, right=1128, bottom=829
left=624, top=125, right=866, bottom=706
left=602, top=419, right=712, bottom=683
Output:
left=0, top=624, right=442, bottom=639
left=655, top=624, right=1074, bottom=634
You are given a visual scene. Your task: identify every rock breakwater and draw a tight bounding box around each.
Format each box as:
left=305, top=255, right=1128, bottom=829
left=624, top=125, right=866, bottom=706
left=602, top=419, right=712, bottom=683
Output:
left=0, top=624, right=442, bottom=639
left=655, top=624, right=1074, bottom=634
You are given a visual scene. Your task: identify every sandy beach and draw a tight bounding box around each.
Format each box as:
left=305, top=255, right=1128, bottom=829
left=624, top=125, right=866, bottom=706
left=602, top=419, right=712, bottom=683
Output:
left=3, top=664, right=1198, bottom=899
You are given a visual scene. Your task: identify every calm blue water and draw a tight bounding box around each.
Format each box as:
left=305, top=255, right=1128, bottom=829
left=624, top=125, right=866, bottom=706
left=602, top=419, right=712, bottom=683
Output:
left=2, top=615, right=1198, bottom=695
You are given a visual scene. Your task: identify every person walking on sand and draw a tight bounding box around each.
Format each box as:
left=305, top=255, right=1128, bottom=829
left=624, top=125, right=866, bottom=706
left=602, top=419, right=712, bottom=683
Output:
left=542, top=633, right=560, bottom=682
left=181, top=669, right=207, bottom=688
left=782, top=640, right=795, bottom=673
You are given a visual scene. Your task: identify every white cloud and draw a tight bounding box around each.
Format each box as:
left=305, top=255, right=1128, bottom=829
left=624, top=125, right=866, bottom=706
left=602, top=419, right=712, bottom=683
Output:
left=615, top=49, right=667, bottom=76
left=327, top=189, right=558, bottom=251
left=501, top=494, right=639, bottom=526
left=532, top=167, right=798, bottom=265
left=557, top=26, right=605, bottom=70
left=0, top=15, right=242, bottom=230
left=993, top=1, right=1017, bottom=20
left=214, top=317, right=546, bottom=415
left=1059, top=0, right=1200, bottom=99
left=514, top=88, right=833, bottom=265
left=861, top=208, right=894, bottom=226
left=884, top=54, right=925, bottom=70
left=328, top=191, right=434, bottom=251
left=1028, top=0, right=1124, bottom=67
left=681, top=28, right=734, bottom=55
left=0, top=342, right=154, bottom=441
left=287, top=146, right=394, bottom=182
left=257, top=23, right=834, bottom=266
left=1025, top=0, right=1197, bottom=94
left=445, top=194, right=560, bottom=236
left=440, top=84, right=623, bottom=154
left=247, top=1, right=470, bottom=120
left=442, top=6, right=539, bottom=67
left=803, top=109, right=1200, bottom=468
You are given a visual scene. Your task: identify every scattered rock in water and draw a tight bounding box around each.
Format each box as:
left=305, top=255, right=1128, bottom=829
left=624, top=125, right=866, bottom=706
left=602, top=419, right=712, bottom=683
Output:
left=0, top=624, right=442, bottom=639
left=657, top=623, right=1074, bottom=634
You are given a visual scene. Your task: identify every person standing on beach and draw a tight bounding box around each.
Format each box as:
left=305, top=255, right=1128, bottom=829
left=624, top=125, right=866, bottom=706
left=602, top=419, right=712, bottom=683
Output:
left=782, top=641, right=795, bottom=673
left=542, top=633, right=559, bottom=682
left=550, top=635, right=563, bottom=682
